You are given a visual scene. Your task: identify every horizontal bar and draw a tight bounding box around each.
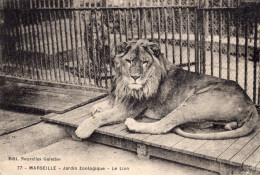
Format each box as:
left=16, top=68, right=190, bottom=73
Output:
left=198, top=7, right=251, bottom=10
left=0, top=5, right=198, bottom=11
left=0, top=75, right=108, bottom=93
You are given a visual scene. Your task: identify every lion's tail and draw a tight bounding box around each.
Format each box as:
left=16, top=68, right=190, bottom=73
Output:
left=174, top=110, right=259, bottom=140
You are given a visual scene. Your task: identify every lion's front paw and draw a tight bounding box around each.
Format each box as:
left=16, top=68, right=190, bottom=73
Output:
left=75, top=117, right=99, bottom=139
left=125, top=118, right=139, bottom=132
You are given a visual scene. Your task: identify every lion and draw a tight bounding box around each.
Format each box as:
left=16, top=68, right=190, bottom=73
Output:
left=75, top=39, right=259, bottom=140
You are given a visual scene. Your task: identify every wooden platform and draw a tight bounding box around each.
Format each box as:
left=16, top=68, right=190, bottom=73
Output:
left=42, top=98, right=260, bottom=175
left=0, top=82, right=107, bottom=114
left=0, top=108, right=42, bottom=136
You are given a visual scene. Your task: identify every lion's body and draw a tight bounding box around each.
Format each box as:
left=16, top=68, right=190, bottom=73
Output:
left=75, top=40, right=259, bottom=140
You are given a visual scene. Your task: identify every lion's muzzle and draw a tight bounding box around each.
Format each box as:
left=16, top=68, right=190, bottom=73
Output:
left=130, top=65, right=142, bottom=81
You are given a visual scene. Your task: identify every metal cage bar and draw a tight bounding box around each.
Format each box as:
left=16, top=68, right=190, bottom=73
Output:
left=0, top=3, right=259, bottom=104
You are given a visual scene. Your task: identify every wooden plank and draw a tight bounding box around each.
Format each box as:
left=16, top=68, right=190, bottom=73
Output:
left=218, top=129, right=260, bottom=165
left=59, top=111, right=91, bottom=123
left=243, top=146, right=260, bottom=170
left=106, top=124, right=127, bottom=138
left=141, top=135, right=163, bottom=146
left=41, top=98, right=107, bottom=123
left=172, top=138, right=192, bottom=150
left=71, top=115, right=91, bottom=127
left=172, top=137, right=208, bottom=155
left=2, top=95, right=102, bottom=114
left=0, top=82, right=107, bottom=113
left=89, top=132, right=137, bottom=152
left=49, top=108, right=87, bottom=121
left=230, top=131, right=260, bottom=166
left=149, top=133, right=185, bottom=150
left=149, top=146, right=220, bottom=173
left=124, top=132, right=151, bottom=143
left=172, top=138, right=207, bottom=155
left=256, top=162, right=260, bottom=171
left=201, top=139, right=238, bottom=159
left=96, top=123, right=122, bottom=134
left=54, top=99, right=104, bottom=119
left=194, top=140, right=224, bottom=159
left=2, top=82, right=105, bottom=96
left=43, top=99, right=107, bottom=127
left=41, top=113, right=59, bottom=120
left=1, top=75, right=108, bottom=93
left=0, top=109, right=42, bottom=136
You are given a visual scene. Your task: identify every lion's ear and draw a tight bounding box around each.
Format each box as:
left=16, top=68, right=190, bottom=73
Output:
left=115, top=41, right=128, bottom=55
left=147, top=42, right=161, bottom=58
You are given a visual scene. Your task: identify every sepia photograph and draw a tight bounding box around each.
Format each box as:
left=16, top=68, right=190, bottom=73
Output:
left=0, top=0, right=259, bottom=174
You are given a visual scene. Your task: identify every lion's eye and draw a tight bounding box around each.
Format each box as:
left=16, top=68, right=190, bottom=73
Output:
left=142, top=61, right=149, bottom=65
left=125, top=59, right=131, bottom=64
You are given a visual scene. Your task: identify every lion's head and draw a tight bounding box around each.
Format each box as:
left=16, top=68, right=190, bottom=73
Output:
left=112, top=39, right=173, bottom=101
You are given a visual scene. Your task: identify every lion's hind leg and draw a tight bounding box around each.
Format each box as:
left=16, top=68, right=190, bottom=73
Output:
left=125, top=104, right=189, bottom=134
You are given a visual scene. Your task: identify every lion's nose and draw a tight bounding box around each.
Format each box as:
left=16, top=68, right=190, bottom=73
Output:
left=131, top=75, right=140, bottom=80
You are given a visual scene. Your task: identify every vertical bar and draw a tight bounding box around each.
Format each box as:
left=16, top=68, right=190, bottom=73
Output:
left=83, top=10, right=92, bottom=85
left=235, top=11, right=239, bottom=83
left=90, top=10, right=97, bottom=85
left=94, top=9, right=101, bottom=87
left=79, top=10, right=86, bottom=85
left=210, top=6, right=214, bottom=76
left=118, top=9, right=122, bottom=41
left=124, top=9, right=128, bottom=41
left=22, top=4, right=31, bottom=78
left=11, top=0, right=19, bottom=76
left=38, top=3, right=48, bottom=81
left=14, top=0, right=25, bottom=77
left=27, top=3, right=36, bottom=79
left=0, top=0, right=3, bottom=74
left=7, top=0, right=15, bottom=76
left=219, top=9, right=222, bottom=78
left=63, top=6, right=71, bottom=83
left=164, top=7, right=168, bottom=60
left=137, top=8, right=141, bottom=39
left=101, top=10, right=107, bottom=87
left=58, top=8, right=66, bottom=83
left=112, top=10, right=117, bottom=53
left=13, top=0, right=24, bottom=77
left=171, top=7, right=175, bottom=64
left=187, top=7, right=190, bottom=71
left=35, top=8, right=44, bottom=80
left=19, top=1, right=27, bottom=77
left=253, top=16, right=258, bottom=104
left=143, top=8, right=147, bottom=39
left=244, top=19, right=248, bottom=92
left=226, top=10, right=230, bottom=80
left=195, top=7, right=199, bottom=72
left=201, top=8, right=206, bottom=74
left=31, top=1, right=40, bottom=79
left=179, top=7, right=182, bottom=67
left=69, top=4, right=76, bottom=83
left=45, top=1, right=53, bottom=81
left=157, top=7, right=161, bottom=46
left=2, top=0, right=11, bottom=75
left=130, top=7, right=134, bottom=39
left=48, top=8, right=58, bottom=81
left=150, top=8, right=154, bottom=40
left=106, top=9, right=112, bottom=86
left=73, top=9, right=80, bottom=84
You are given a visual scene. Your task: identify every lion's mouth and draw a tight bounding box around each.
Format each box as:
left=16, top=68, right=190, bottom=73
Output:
left=129, top=83, right=143, bottom=90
